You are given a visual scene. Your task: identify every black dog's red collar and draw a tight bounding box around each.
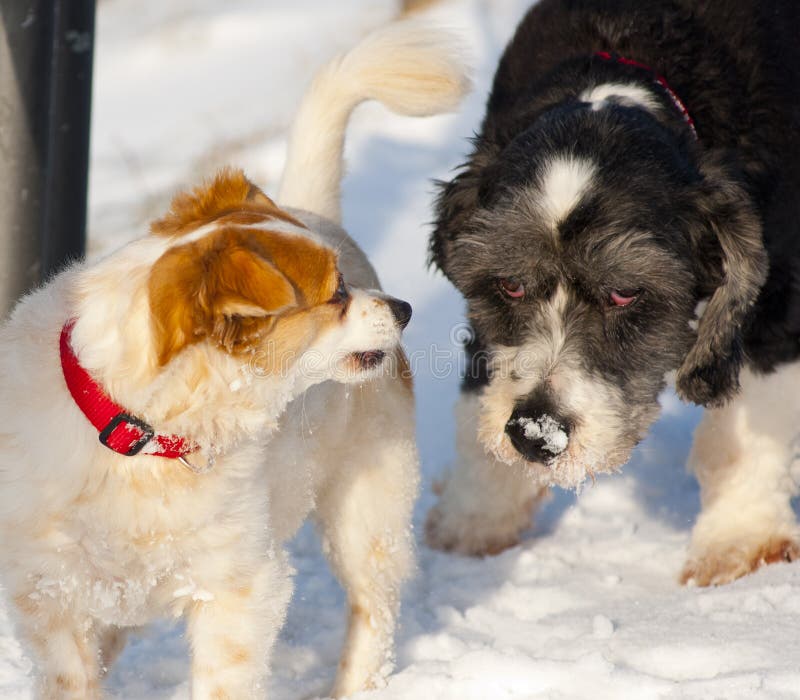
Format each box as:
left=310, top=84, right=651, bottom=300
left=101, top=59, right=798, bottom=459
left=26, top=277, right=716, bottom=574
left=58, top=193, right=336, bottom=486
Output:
left=60, top=319, right=196, bottom=459
left=595, top=51, right=697, bottom=139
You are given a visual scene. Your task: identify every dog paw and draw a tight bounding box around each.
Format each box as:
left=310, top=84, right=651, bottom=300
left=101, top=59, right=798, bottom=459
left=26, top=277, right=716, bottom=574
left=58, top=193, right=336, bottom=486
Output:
left=424, top=500, right=524, bottom=556
left=680, top=537, right=800, bottom=586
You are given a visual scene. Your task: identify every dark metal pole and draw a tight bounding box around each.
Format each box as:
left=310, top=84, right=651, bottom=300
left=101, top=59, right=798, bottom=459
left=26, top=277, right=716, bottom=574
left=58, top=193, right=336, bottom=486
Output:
left=40, top=1, right=94, bottom=280
left=0, top=0, right=94, bottom=319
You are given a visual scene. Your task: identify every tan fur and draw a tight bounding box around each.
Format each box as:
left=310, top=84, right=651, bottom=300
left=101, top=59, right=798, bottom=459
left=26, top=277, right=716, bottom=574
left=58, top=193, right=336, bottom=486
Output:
left=14, top=592, right=37, bottom=616
left=148, top=171, right=340, bottom=365
left=150, top=168, right=301, bottom=236
left=222, top=640, right=251, bottom=666
left=681, top=538, right=800, bottom=586
left=400, top=0, right=443, bottom=16
left=55, top=675, right=83, bottom=692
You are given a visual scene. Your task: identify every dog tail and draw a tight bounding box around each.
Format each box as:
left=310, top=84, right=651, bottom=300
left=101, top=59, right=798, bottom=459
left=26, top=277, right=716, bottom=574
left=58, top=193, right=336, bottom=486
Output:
left=277, top=20, right=470, bottom=224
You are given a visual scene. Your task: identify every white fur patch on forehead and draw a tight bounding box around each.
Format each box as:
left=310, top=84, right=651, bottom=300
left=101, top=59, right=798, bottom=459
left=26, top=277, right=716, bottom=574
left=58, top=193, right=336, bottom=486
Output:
left=486, top=284, right=570, bottom=396
left=176, top=217, right=311, bottom=247
left=542, top=283, right=568, bottom=364
left=118, top=217, right=323, bottom=276
left=537, top=156, right=596, bottom=229
left=580, top=82, right=661, bottom=114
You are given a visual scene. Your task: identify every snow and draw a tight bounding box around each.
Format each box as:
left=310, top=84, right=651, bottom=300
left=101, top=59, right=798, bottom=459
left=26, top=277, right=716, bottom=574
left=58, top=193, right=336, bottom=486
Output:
left=3, top=0, right=800, bottom=698
left=516, top=414, right=569, bottom=454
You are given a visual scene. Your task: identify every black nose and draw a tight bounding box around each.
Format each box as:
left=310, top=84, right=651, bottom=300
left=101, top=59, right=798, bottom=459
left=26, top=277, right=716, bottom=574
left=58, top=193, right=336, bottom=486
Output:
left=505, top=408, right=570, bottom=464
left=386, top=297, right=412, bottom=330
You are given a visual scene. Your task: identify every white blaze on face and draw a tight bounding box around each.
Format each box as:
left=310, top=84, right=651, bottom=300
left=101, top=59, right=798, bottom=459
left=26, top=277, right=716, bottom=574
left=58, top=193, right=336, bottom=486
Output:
left=478, top=285, right=570, bottom=469
left=579, top=82, right=661, bottom=114
left=537, top=156, right=596, bottom=230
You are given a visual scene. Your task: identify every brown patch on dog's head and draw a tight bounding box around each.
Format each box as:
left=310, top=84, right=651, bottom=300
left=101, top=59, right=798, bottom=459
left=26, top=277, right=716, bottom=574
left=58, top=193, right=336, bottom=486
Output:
left=147, top=168, right=348, bottom=366
left=149, top=225, right=340, bottom=365
left=150, top=168, right=303, bottom=236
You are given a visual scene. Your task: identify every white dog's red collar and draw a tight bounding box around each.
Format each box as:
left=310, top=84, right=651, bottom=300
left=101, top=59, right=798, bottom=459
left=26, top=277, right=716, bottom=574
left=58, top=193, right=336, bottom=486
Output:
left=595, top=51, right=698, bottom=139
left=60, top=319, right=197, bottom=460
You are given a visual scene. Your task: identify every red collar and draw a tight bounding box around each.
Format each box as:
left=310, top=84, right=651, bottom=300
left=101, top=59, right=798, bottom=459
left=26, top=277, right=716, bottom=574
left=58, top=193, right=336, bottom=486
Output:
left=60, top=319, right=197, bottom=460
left=594, top=51, right=697, bottom=139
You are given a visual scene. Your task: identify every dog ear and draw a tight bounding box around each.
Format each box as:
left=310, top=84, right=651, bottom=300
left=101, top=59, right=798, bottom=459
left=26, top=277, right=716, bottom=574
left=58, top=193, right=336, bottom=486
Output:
left=429, top=144, right=497, bottom=277
left=675, top=157, right=767, bottom=407
left=149, top=242, right=298, bottom=365
left=207, top=248, right=298, bottom=353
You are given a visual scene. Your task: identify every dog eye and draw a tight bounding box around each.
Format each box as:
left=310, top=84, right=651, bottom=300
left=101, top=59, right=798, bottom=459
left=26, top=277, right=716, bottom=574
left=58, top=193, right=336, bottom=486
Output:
left=498, top=277, right=525, bottom=300
left=608, top=289, right=641, bottom=308
left=329, top=274, right=349, bottom=304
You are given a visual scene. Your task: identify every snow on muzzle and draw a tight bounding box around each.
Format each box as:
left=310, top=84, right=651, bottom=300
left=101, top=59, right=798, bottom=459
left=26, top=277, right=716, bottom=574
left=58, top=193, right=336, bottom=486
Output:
left=504, top=408, right=571, bottom=464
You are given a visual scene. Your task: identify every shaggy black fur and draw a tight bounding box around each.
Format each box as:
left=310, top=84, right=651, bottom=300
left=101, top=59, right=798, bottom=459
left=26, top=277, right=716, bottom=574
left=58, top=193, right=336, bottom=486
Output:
left=432, top=0, right=800, bottom=416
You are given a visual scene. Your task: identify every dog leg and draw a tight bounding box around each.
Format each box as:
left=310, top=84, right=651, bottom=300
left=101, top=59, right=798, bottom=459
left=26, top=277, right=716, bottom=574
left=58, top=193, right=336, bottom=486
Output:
left=11, top=592, right=101, bottom=700
left=425, top=391, right=549, bottom=556
left=315, top=388, right=418, bottom=697
left=682, top=365, right=800, bottom=586
left=186, top=550, right=293, bottom=700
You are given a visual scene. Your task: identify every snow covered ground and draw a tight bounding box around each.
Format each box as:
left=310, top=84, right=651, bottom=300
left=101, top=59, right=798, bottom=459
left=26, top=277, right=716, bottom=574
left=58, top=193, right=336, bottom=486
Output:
left=2, top=0, right=800, bottom=697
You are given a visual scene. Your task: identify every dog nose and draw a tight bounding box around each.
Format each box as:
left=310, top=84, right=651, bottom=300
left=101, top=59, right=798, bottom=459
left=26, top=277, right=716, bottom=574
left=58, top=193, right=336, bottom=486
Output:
left=505, top=409, right=570, bottom=463
left=386, top=297, right=412, bottom=330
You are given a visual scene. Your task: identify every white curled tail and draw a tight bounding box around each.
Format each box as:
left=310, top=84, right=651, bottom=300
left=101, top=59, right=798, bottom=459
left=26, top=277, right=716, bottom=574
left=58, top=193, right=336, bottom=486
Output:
left=278, top=20, right=470, bottom=224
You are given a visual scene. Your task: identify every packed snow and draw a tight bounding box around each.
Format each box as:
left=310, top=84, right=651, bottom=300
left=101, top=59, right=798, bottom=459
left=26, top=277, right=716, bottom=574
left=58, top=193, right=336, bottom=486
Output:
left=2, top=0, right=800, bottom=698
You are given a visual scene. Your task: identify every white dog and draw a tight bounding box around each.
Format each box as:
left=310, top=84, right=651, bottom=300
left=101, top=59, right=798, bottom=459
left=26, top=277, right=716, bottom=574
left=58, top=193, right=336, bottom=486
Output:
left=0, top=21, right=468, bottom=699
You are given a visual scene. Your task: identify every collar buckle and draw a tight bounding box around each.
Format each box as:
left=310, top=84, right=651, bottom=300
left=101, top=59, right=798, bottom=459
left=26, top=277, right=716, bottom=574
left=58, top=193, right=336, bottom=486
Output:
left=99, top=412, right=155, bottom=456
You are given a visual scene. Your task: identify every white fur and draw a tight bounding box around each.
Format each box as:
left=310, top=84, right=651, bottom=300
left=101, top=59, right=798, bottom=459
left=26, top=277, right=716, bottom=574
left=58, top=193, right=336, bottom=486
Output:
left=683, top=363, right=800, bottom=585
left=278, top=19, right=471, bottom=224
left=0, top=17, right=470, bottom=697
left=537, top=156, right=596, bottom=229
left=580, top=82, right=661, bottom=114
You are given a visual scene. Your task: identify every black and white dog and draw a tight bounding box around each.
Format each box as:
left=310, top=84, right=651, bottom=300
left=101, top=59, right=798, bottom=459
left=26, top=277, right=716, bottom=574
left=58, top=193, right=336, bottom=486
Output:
left=425, top=0, right=800, bottom=585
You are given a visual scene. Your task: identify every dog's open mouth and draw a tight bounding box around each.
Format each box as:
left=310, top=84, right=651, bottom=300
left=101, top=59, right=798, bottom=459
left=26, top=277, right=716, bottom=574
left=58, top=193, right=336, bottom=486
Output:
left=352, top=349, right=386, bottom=371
